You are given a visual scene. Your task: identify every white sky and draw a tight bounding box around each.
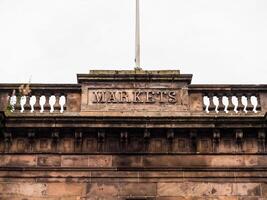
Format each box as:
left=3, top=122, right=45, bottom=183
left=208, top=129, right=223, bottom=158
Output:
left=0, top=0, right=267, bottom=84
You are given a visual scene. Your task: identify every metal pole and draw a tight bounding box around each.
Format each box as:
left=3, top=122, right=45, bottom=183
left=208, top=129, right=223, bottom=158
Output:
left=135, top=0, right=141, bottom=70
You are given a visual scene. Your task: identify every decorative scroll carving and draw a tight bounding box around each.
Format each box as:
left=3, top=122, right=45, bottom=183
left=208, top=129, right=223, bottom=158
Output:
left=167, top=129, right=174, bottom=152
left=27, top=131, right=35, bottom=152
left=4, top=132, right=12, bottom=152
left=75, top=131, right=83, bottom=152
left=235, top=129, right=244, bottom=152
left=144, top=129, right=151, bottom=152
left=120, top=131, right=128, bottom=152
left=190, top=130, right=197, bottom=152
left=213, top=129, right=220, bottom=152
left=97, top=130, right=105, bottom=152
left=52, top=131, right=59, bottom=152
left=258, top=129, right=266, bottom=153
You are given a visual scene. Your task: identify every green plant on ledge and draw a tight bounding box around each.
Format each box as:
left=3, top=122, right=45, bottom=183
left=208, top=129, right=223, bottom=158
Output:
left=5, top=84, right=31, bottom=114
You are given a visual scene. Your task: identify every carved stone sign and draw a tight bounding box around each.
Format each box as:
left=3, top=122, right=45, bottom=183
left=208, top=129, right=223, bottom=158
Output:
left=81, top=87, right=189, bottom=116
left=91, top=90, right=177, bottom=104
left=79, top=70, right=191, bottom=116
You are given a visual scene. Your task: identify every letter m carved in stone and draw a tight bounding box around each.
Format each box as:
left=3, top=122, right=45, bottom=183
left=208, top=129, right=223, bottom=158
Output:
left=92, top=91, right=105, bottom=103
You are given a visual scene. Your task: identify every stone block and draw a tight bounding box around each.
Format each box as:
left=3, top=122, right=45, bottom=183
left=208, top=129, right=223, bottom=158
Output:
left=189, top=93, right=203, bottom=111
left=118, top=182, right=156, bottom=196
left=0, top=182, right=47, bottom=197
left=46, top=183, right=86, bottom=197
left=86, top=183, right=119, bottom=199
left=157, top=182, right=233, bottom=197
left=61, top=156, right=88, bottom=167
left=37, top=155, right=61, bottom=167
left=112, top=156, right=142, bottom=168
left=260, top=183, right=267, bottom=197
left=234, top=183, right=261, bottom=196
left=88, top=155, right=112, bottom=167
left=0, top=155, right=37, bottom=167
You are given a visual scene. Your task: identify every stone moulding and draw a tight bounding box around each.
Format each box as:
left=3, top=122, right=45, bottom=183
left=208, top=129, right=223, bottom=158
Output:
left=1, top=70, right=267, bottom=199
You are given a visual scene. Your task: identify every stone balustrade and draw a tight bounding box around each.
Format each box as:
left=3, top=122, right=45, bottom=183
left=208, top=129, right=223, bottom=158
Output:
left=203, top=92, right=261, bottom=113
left=9, top=94, right=67, bottom=113
left=1, top=83, right=267, bottom=115
left=189, top=85, right=267, bottom=114
left=0, top=84, right=81, bottom=114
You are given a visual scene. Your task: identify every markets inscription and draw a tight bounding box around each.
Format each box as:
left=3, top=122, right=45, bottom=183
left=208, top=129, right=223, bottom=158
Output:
left=89, top=89, right=187, bottom=105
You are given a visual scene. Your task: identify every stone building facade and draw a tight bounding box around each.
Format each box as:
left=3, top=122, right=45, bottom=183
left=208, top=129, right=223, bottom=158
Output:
left=0, top=69, right=267, bottom=200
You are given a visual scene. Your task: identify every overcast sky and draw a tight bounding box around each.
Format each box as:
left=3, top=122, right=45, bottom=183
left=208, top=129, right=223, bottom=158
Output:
left=0, top=0, right=267, bottom=84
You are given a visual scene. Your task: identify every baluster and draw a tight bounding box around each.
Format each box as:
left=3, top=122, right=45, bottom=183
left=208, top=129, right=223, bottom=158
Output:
left=63, top=94, right=67, bottom=111
left=34, top=94, right=41, bottom=113
left=54, top=93, right=61, bottom=112
left=15, top=95, right=21, bottom=112
left=29, top=95, right=36, bottom=113
left=20, top=96, right=26, bottom=113
left=8, top=93, right=16, bottom=112
left=227, top=94, right=235, bottom=112
left=203, top=94, right=208, bottom=112
left=24, top=96, right=31, bottom=112
left=256, top=94, right=261, bottom=112
left=236, top=94, right=244, bottom=113
left=217, top=94, right=224, bottom=113
left=246, top=93, right=254, bottom=112
left=59, top=94, right=67, bottom=113
left=48, top=95, right=56, bottom=113
left=208, top=93, right=216, bottom=112
left=44, top=94, right=51, bottom=112
left=34, top=94, right=42, bottom=112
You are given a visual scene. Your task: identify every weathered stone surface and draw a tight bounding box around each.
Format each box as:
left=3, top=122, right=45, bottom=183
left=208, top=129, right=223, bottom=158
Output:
left=38, top=155, right=61, bottom=167
left=46, top=183, right=86, bottom=196
left=88, top=155, right=112, bottom=168
left=260, top=183, right=267, bottom=197
left=118, top=182, right=156, bottom=196
left=61, top=156, right=88, bottom=167
left=0, top=183, right=47, bottom=197
left=157, top=182, right=233, bottom=197
left=86, top=183, right=119, bottom=199
left=1, top=70, right=267, bottom=200
left=0, top=155, right=37, bottom=167
left=112, top=155, right=142, bottom=168
left=234, top=183, right=261, bottom=196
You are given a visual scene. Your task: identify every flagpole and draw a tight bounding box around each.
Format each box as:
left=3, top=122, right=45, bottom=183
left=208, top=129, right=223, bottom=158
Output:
left=135, top=0, right=141, bottom=70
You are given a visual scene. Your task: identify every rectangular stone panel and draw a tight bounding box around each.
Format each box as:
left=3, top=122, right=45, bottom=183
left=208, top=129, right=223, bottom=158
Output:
left=81, top=84, right=190, bottom=117
left=86, top=183, right=119, bottom=199
left=37, top=155, right=61, bottom=167
left=88, top=155, right=112, bottom=168
left=0, top=182, right=47, bottom=197
left=46, top=183, right=86, bottom=197
left=112, top=156, right=142, bottom=168
left=61, top=155, right=88, bottom=167
left=157, top=182, right=233, bottom=197
left=118, top=183, right=157, bottom=196
left=0, top=155, right=37, bottom=167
